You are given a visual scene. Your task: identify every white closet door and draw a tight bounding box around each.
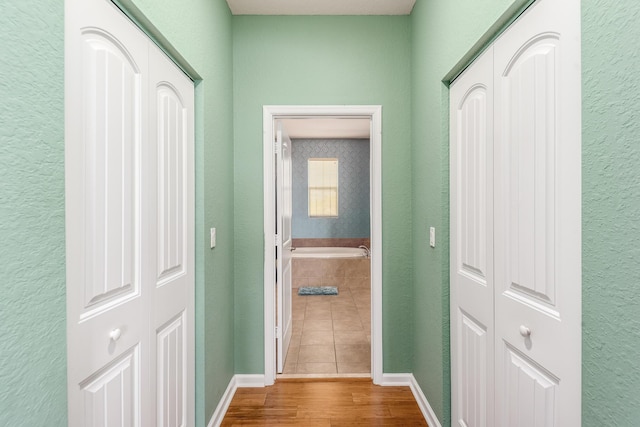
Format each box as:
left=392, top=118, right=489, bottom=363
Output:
left=66, top=0, right=150, bottom=424
left=493, top=0, right=581, bottom=425
left=66, top=0, right=195, bottom=425
left=450, top=46, right=495, bottom=427
left=147, top=43, right=195, bottom=427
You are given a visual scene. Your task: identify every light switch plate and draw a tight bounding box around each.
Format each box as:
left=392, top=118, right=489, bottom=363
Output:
left=210, top=227, right=216, bottom=248
left=429, top=227, right=436, bottom=248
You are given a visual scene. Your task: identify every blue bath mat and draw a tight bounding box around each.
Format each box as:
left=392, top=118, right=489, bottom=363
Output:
left=298, top=286, right=338, bottom=296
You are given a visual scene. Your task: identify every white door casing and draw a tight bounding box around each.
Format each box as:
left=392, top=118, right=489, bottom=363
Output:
left=275, top=122, right=293, bottom=373
left=65, top=0, right=195, bottom=425
left=449, top=0, right=581, bottom=425
left=493, top=0, right=581, bottom=425
left=450, top=45, right=495, bottom=427
left=262, top=105, right=383, bottom=385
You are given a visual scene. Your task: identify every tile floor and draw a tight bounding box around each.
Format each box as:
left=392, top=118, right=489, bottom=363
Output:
left=282, top=282, right=371, bottom=375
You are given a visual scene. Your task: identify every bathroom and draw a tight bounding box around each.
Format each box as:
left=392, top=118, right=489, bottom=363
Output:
left=282, top=120, right=372, bottom=376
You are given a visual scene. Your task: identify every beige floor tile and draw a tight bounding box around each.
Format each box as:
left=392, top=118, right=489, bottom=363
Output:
left=333, top=331, right=369, bottom=345
left=285, top=344, right=299, bottom=365
left=297, top=345, right=336, bottom=363
left=300, top=330, right=335, bottom=346
left=347, top=277, right=371, bottom=288
left=289, top=334, right=302, bottom=348
left=303, top=319, right=334, bottom=331
left=337, top=362, right=370, bottom=374
left=332, top=318, right=363, bottom=331
left=332, top=311, right=361, bottom=322
left=322, top=277, right=344, bottom=287
left=296, top=363, right=337, bottom=374
left=305, top=300, right=332, bottom=310
left=307, top=277, right=323, bottom=286
left=331, top=300, right=358, bottom=311
left=283, top=362, right=298, bottom=374
left=335, top=344, right=371, bottom=365
left=304, top=309, right=333, bottom=321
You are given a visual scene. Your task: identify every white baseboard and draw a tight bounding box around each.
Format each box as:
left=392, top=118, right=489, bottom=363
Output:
left=380, top=373, right=442, bottom=427
left=235, top=374, right=266, bottom=388
left=207, top=374, right=266, bottom=427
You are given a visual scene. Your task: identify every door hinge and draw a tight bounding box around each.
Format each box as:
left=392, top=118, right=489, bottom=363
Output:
left=275, top=326, right=281, bottom=340
left=274, top=140, right=281, bottom=155
left=275, top=234, right=281, bottom=245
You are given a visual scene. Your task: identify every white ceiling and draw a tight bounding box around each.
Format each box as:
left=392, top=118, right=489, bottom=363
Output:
left=226, top=0, right=416, bottom=16
left=280, top=118, right=370, bottom=139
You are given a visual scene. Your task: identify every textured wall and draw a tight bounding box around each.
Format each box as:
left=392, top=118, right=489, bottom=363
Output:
left=292, top=139, right=370, bottom=239
left=233, top=16, right=413, bottom=374
left=582, top=0, right=640, bottom=424
left=0, top=1, right=67, bottom=425
left=410, top=0, right=524, bottom=424
left=114, top=0, right=235, bottom=424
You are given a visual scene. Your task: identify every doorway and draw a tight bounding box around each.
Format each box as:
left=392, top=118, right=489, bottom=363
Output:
left=263, top=105, right=383, bottom=385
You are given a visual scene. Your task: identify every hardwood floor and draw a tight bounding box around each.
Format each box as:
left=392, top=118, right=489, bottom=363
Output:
left=221, top=378, right=428, bottom=426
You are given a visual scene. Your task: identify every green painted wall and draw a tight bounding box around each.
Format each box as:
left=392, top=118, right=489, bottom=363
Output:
left=582, top=0, right=640, bottom=424
left=1, top=0, right=235, bottom=425
left=128, top=0, right=236, bottom=424
left=232, top=16, right=413, bottom=374
left=410, top=0, right=531, bottom=424
left=0, top=1, right=67, bottom=425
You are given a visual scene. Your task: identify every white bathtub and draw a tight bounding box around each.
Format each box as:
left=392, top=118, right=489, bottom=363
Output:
left=291, top=247, right=368, bottom=259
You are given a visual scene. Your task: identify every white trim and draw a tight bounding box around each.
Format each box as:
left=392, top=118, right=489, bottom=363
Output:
left=380, top=374, right=442, bottom=427
left=207, top=374, right=267, bottom=427
left=408, top=375, right=443, bottom=427
left=235, top=374, right=266, bottom=388
left=207, top=376, right=238, bottom=427
left=263, top=105, right=383, bottom=386
left=379, top=373, right=414, bottom=386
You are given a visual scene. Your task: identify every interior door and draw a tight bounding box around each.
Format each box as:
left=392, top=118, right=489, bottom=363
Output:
left=66, top=0, right=194, bottom=425
left=275, top=122, right=293, bottom=373
left=450, top=46, right=495, bottom=427
left=147, top=41, right=195, bottom=427
left=493, top=0, right=581, bottom=425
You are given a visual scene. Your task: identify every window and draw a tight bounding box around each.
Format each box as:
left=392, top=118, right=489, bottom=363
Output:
left=308, top=158, right=338, bottom=217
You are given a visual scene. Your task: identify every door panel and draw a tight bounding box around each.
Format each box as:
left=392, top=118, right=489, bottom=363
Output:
left=494, top=0, right=581, bottom=425
left=80, top=345, right=140, bottom=427
left=503, top=343, right=558, bottom=427
left=450, top=46, right=494, bottom=427
left=81, top=29, right=141, bottom=312
left=148, top=42, right=194, bottom=427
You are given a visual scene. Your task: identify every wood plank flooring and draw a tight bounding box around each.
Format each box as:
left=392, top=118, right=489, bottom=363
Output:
left=221, top=378, right=428, bottom=426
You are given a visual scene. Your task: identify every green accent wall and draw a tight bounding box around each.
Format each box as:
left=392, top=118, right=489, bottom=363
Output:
left=410, top=1, right=521, bottom=423
left=127, top=0, right=236, bottom=424
left=232, top=16, right=414, bottom=374
left=582, top=0, right=640, bottom=424
left=0, top=1, right=66, bottom=425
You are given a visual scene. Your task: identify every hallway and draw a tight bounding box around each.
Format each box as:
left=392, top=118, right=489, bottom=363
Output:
left=221, top=379, right=427, bottom=426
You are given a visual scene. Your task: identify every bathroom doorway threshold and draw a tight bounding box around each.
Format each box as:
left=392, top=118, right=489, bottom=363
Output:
left=277, top=373, right=371, bottom=380
left=263, top=105, right=383, bottom=386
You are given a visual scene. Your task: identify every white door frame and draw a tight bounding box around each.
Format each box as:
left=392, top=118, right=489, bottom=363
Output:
left=263, top=105, right=383, bottom=385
